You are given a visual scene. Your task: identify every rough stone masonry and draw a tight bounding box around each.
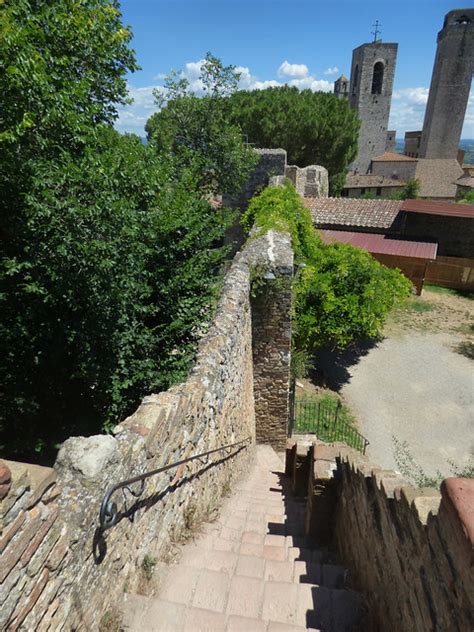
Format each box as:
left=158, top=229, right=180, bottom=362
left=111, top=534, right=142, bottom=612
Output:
left=0, top=229, right=293, bottom=631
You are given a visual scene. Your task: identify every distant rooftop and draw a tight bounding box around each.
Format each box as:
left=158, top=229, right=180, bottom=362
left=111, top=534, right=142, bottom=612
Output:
left=401, top=199, right=474, bottom=218
left=304, top=197, right=402, bottom=230
left=371, top=152, right=417, bottom=162
left=320, top=229, right=438, bottom=260
left=414, top=159, right=464, bottom=199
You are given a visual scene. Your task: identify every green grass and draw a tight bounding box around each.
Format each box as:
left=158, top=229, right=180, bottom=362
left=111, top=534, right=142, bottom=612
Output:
left=399, top=297, right=435, bottom=313
left=424, top=284, right=474, bottom=300
left=293, top=393, right=368, bottom=453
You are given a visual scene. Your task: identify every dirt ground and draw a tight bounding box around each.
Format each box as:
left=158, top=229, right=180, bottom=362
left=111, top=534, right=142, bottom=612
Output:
left=303, top=286, right=474, bottom=483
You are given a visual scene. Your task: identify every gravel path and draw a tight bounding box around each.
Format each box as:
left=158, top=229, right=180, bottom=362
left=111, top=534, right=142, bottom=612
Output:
left=316, top=333, right=474, bottom=481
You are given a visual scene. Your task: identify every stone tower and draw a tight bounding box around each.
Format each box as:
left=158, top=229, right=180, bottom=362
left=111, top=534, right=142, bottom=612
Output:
left=334, top=74, right=349, bottom=99
left=349, top=41, right=398, bottom=173
left=419, top=9, right=474, bottom=159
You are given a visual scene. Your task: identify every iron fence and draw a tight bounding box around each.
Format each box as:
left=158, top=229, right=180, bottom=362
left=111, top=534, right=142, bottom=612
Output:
left=291, top=398, right=370, bottom=455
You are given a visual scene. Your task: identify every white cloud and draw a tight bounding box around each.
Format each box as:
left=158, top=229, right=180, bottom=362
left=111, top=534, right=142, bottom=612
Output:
left=389, top=86, right=474, bottom=137
left=392, top=87, right=429, bottom=105
left=288, top=77, right=332, bottom=92
left=115, top=58, right=342, bottom=135
left=277, top=61, right=308, bottom=78
left=115, top=84, right=161, bottom=133
left=324, top=66, right=339, bottom=76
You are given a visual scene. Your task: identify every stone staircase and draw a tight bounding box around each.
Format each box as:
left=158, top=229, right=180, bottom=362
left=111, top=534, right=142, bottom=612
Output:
left=122, top=445, right=364, bottom=631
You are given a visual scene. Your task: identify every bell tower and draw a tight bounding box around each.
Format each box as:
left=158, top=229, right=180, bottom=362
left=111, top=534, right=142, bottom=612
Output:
left=348, top=28, right=398, bottom=173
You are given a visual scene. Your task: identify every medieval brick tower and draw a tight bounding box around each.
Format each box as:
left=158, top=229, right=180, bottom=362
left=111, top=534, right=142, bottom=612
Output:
left=419, top=9, right=474, bottom=159
left=349, top=41, right=398, bottom=173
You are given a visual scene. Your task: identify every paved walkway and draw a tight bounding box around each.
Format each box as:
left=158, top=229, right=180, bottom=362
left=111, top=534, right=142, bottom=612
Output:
left=123, top=445, right=362, bottom=631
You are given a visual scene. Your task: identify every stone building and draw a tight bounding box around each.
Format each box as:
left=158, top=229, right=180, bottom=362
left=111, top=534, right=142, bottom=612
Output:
left=348, top=41, right=398, bottom=174
left=333, top=74, right=349, bottom=99
left=419, top=9, right=474, bottom=159
left=404, top=131, right=422, bottom=157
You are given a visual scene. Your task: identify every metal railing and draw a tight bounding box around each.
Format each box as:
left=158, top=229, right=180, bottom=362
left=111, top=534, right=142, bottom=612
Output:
left=99, top=435, right=252, bottom=531
left=291, top=398, right=370, bottom=455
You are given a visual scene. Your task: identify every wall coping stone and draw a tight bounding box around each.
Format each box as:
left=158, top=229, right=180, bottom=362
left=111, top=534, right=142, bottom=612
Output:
left=441, top=477, right=474, bottom=545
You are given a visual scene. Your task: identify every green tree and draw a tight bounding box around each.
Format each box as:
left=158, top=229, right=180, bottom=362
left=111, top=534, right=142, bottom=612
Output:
left=243, top=184, right=411, bottom=352
left=227, top=87, right=359, bottom=195
left=458, top=189, right=474, bottom=204
left=391, top=178, right=421, bottom=200
left=1, top=129, right=229, bottom=460
left=145, top=53, right=257, bottom=195
left=0, top=6, right=230, bottom=461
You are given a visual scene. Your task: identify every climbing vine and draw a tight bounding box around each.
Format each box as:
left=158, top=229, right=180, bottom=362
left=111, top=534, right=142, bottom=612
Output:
left=244, top=183, right=412, bottom=361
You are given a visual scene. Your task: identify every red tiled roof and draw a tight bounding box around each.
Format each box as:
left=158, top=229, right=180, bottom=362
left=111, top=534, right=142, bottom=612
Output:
left=401, top=199, right=474, bottom=218
left=304, top=197, right=402, bottom=230
left=320, top=230, right=438, bottom=260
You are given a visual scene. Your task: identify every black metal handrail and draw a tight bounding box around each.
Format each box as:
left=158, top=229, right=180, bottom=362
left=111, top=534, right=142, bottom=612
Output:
left=98, top=435, right=252, bottom=531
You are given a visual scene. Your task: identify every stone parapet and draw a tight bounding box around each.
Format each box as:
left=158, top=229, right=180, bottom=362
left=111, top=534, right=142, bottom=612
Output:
left=285, top=164, right=329, bottom=198
left=0, top=229, right=293, bottom=631
left=288, top=440, right=473, bottom=632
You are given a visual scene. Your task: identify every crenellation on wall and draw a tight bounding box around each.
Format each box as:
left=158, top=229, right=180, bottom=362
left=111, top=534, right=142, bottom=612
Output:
left=0, top=228, right=293, bottom=630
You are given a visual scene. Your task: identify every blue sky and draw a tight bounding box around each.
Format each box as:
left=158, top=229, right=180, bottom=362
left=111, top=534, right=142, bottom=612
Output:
left=116, top=0, right=474, bottom=138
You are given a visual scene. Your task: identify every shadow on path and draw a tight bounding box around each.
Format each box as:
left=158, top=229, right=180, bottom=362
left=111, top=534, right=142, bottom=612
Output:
left=310, top=338, right=380, bottom=391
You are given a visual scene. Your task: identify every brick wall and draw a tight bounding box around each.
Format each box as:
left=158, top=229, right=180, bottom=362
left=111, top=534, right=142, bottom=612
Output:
left=0, top=230, right=293, bottom=631
left=287, top=441, right=474, bottom=632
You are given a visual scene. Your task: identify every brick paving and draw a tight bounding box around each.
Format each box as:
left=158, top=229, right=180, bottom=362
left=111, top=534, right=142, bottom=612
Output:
left=122, top=446, right=363, bottom=631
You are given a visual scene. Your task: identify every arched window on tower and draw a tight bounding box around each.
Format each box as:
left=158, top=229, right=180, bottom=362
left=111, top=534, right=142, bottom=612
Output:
left=371, top=62, right=384, bottom=95
left=352, top=64, right=359, bottom=95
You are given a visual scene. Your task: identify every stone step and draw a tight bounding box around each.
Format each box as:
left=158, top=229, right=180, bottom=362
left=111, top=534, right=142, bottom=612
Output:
left=127, top=584, right=363, bottom=631
left=120, top=445, right=365, bottom=632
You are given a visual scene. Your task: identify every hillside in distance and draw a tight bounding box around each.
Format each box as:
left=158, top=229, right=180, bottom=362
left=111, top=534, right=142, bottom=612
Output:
left=395, top=139, right=474, bottom=164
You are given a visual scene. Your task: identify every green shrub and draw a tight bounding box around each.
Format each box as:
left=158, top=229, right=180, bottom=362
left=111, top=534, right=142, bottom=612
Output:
left=244, top=184, right=412, bottom=353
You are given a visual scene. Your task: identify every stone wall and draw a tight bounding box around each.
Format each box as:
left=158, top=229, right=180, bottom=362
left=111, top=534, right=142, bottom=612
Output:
left=286, top=441, right=474, bottom=632
left=285, top=165, right=329, bottom=198
left=371, top=158, right=417, bottom=180
left=223, top=149, right=287, bottom=252
left=0, top=230, right=293, bottom=631
left=251, top=231, right=293, bottom=451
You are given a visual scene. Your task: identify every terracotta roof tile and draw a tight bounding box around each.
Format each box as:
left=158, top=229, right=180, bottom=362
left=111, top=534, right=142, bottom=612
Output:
left=371, top=152, right=418, bottom=162
left=414, top=159, right=464, bottom=198
left=303, top=197, right=402, bottom=230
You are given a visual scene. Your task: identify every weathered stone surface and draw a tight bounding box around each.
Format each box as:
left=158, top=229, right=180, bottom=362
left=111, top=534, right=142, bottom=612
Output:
left=441, top=477, right=474, bottom=545
left=9, top=568, right=50, bottom=631
left=331, top=451, right=473, bottom=631
left=0, top=514, right=42, bottom=583
left=0, top=229, right=293, bottom=630
left=55, top=434, right=120, bottom=480
left=0, top=459, right=12, bottom=500
left=0, top=510, right=25, bottom=554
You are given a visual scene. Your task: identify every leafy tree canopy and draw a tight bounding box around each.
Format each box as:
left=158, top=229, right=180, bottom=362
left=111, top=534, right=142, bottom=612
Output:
left=145, top=53, right=257, bottom=195
left=227, top=87, right=360, bottom=195
left=0, top=0, right=137, bottom=157
left=0, top=8, right=230, bottom=461
left=458, top=189, right=474, bottom=204
left=244, top=184, right=412, bottom=352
